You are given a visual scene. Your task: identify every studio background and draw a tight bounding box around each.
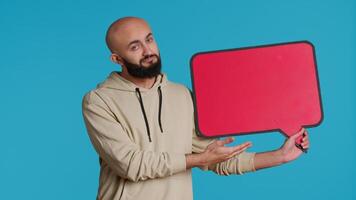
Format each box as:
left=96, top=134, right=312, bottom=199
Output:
left=1, top=0, right=355, bottom=199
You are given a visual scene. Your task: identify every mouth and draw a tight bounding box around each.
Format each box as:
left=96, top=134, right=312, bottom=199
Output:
left=141, top=55, right=157, bottom=64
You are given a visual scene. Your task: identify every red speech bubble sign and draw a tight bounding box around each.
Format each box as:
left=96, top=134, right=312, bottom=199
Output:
left=190, top=41, right=323, bottom=139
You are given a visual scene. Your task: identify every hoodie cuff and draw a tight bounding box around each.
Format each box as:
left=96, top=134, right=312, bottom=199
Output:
left=169, top=153, right=187, bottom=174
left=237, top=152, right=256, bottom=175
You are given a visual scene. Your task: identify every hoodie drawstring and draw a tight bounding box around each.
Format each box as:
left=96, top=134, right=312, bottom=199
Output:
left=158, top=86, right=163, bottom=133
left=135, top=87, right=164, bottom=143
left=135, top=88, right=152, bottom=142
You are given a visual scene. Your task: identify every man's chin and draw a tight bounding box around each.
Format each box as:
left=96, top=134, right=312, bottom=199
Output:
left=143, top=61, right=159, bottom=68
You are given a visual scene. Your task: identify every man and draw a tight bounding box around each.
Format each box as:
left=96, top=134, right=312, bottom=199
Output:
left=82, top=17, right=310, bottom=200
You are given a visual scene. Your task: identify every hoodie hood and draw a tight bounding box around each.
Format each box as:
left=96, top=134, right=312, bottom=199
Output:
left=97, top=71, right=168, bottom=92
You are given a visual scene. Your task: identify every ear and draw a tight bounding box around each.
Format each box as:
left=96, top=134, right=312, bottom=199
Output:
left=110, top=53, right=124, bottom=66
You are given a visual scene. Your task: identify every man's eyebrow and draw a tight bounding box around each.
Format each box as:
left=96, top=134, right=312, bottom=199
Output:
left=146, top=33, right=153, bottom=38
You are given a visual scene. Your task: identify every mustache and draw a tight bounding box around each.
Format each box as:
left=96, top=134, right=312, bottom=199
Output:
left=140, top=54, right=159, bottom=64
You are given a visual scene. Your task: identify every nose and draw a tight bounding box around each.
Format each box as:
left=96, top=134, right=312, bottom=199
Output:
left=142, top=43, right=153, bottom=56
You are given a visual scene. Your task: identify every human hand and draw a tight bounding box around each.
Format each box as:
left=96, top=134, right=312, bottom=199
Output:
left=279, top=128, right=310, bottom=163
left=198, top=137, right=252, bottom=168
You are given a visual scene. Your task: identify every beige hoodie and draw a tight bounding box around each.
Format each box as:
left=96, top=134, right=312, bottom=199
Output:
left=82, top=71, right=256, bottom=200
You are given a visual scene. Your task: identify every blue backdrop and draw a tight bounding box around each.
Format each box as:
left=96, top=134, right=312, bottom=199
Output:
left=1, top=0, right=355, bottom=199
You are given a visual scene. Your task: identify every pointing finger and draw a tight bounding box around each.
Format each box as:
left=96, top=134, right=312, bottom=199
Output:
left=231, top=142, right=252, bottom=153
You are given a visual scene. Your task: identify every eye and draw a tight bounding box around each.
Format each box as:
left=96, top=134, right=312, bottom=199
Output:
left=130, top=44, right=140, bottom=51
left=146, top=36, right=154, bottom=43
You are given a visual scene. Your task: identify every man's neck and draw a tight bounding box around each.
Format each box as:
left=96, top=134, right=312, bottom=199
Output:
left=119, top=71, right=157, bottom=89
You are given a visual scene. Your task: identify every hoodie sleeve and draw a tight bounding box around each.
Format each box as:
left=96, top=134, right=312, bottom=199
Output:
left=82, top=91, right=186, bottom=182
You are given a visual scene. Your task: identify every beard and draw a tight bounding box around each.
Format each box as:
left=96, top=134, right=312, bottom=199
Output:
left=122, top=54, right=162, bottom=78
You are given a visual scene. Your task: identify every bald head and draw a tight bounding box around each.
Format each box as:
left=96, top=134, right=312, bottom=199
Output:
left=105, top=17, right=152, bottom=53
